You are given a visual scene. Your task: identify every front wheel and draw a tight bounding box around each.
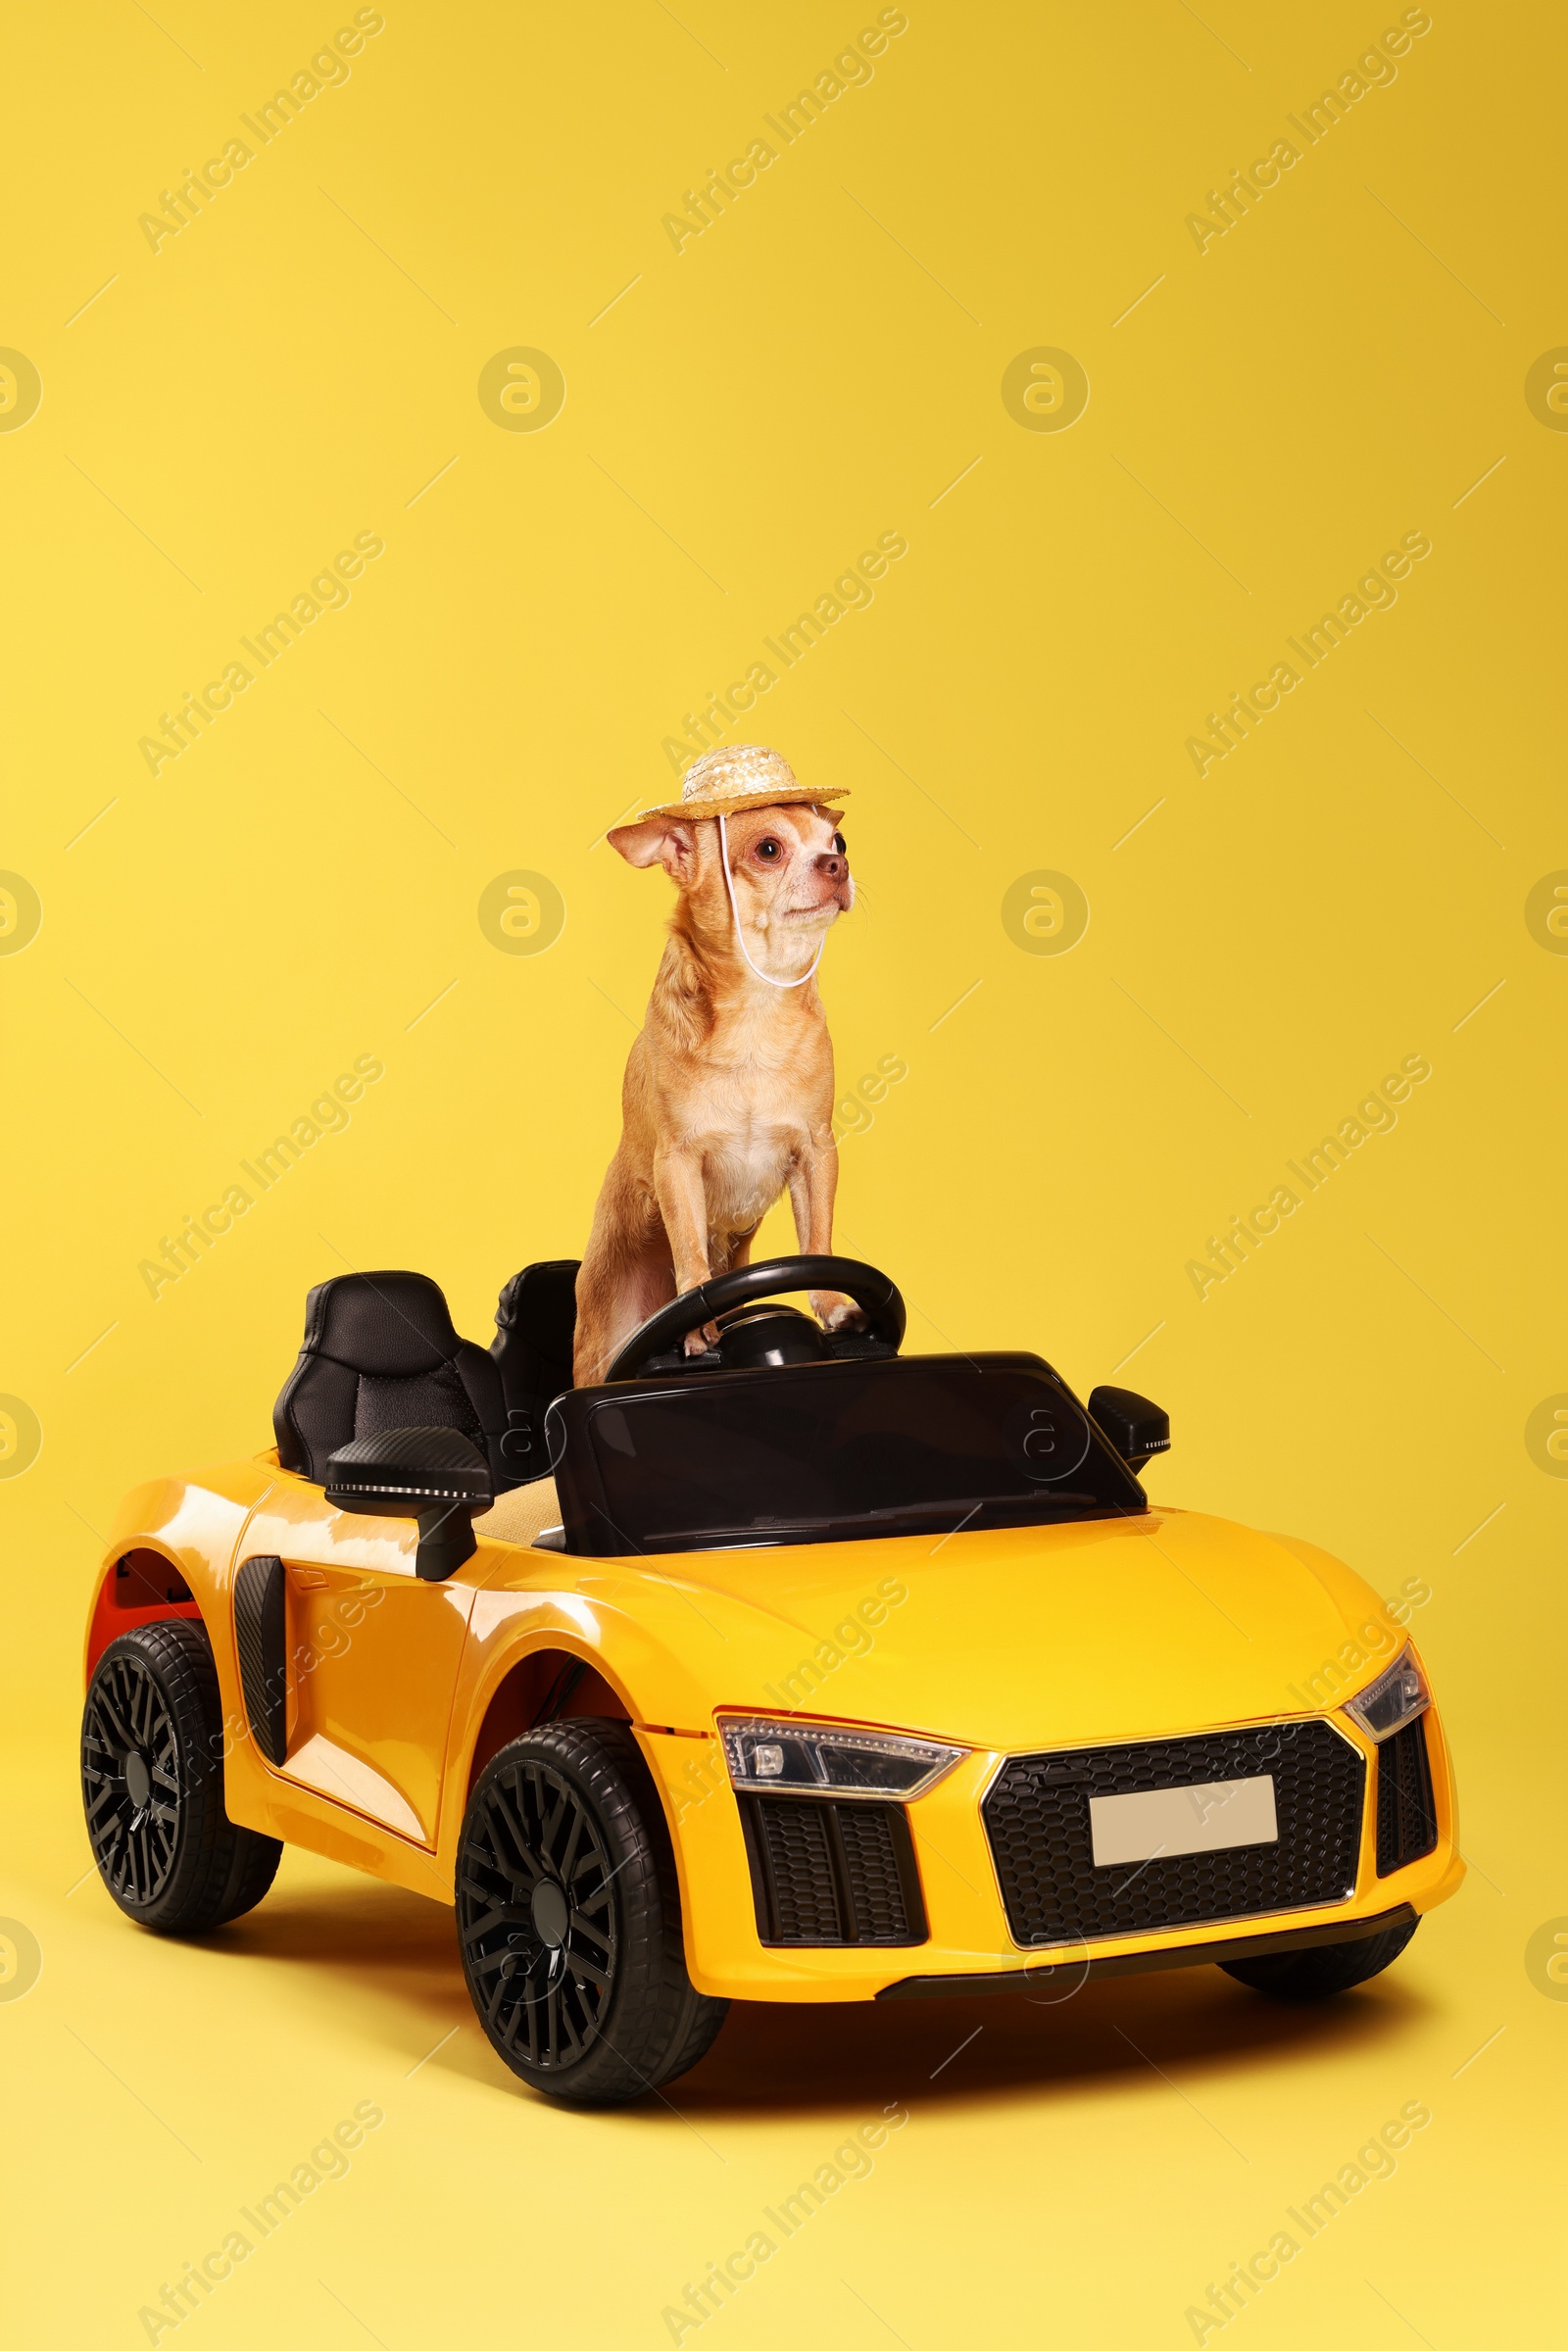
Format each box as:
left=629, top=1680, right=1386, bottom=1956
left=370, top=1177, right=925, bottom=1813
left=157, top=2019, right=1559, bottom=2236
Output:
left=81, top=1621, right=282, bottom=1934
left=1221, top=1915, right=1419, bottom=1999
left=456, top=1719, right=728, bottom=2105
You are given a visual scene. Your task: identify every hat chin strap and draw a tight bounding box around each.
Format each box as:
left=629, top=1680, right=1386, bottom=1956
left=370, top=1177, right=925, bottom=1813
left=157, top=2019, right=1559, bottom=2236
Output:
left=717, top=810, right=824, bottom=990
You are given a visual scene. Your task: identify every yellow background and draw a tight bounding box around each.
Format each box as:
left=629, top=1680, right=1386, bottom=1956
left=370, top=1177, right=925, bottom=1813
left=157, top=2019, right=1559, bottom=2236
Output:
left=2, top=0, right=1562, bottom=2342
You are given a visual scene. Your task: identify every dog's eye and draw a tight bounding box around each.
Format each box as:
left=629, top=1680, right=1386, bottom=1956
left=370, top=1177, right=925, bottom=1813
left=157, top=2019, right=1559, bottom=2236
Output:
left=832, top=833, right=847, bottom=855
left=755, top=838, right=782, bottom=860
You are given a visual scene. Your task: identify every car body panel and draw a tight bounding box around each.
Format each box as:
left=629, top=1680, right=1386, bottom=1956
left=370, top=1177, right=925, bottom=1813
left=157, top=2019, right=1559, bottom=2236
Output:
left=82, top=1450, right=1464, bottom=2000
left=235, top=1480, right=477, bottom=1845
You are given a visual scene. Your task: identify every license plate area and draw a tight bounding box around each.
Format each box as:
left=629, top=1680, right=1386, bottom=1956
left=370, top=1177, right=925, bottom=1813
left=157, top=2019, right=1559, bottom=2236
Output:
left=1089, top=1775, right=1278, bottom=1867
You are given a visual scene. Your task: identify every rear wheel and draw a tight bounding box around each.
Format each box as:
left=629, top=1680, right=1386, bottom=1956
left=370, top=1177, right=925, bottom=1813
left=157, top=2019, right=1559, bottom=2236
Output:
left=1221, top=1916, right=1419, bottom=1999
left=456, top=1718, right=728, bottom=2105
left=81, top=1622, right=281, bottom=1934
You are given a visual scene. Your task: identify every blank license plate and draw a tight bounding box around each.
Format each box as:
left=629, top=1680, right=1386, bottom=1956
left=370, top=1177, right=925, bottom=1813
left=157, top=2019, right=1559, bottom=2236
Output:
left=1089, top=1775, right=1278, bottom=1868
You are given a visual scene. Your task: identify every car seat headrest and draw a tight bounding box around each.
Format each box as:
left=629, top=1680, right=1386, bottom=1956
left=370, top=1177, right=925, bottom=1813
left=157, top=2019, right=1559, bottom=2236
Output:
left=301, top=1270, right=465, bottom=1377
left=494, top=1260, right=579, bottom=1364
left=274, top=1270, right=511, bottom=1489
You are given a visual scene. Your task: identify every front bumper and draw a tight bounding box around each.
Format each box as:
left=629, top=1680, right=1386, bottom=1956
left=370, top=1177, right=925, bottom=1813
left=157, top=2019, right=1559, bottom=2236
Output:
left=639, top=1698, right=1463, bottom=2003
left=878, top=1901, right=1419, bottom=1998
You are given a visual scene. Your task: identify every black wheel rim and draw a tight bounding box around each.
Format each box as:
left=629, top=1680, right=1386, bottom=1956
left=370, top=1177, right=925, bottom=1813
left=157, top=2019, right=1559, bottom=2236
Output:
left=459, top=1760, right=618, bottom=2071
left=81, top=1653, right=183, bottom=1906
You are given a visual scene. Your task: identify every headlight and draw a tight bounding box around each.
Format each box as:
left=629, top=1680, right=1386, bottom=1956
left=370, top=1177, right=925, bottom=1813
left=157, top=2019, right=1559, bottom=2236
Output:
left=719, top=1716, right=964, bottom=1800
left=1344, top=1648, right=1430, bottom=1742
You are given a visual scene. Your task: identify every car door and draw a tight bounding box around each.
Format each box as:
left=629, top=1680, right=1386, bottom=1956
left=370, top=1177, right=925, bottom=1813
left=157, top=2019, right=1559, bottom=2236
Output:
left=235, top=1477, right=478, bottom=1846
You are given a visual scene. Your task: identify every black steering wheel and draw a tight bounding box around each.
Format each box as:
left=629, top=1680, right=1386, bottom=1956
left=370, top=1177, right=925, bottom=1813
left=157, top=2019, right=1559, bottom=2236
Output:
left=605, top=1254, right=906, bottom=1383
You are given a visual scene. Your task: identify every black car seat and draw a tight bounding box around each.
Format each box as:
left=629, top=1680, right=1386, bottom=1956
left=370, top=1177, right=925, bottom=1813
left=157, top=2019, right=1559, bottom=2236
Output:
left=273, top=1270, right=512, bottom=1490
left=490, top=1260, right=580, bottom=1485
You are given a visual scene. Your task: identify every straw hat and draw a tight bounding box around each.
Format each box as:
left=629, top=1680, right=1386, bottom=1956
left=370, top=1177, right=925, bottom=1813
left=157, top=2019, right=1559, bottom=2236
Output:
left=636, top=743, right=848, bottom=823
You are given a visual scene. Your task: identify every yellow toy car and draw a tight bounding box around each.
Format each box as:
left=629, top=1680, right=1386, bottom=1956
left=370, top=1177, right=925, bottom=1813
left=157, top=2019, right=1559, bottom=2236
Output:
left=79, top=1254, right=1461, bottom=2105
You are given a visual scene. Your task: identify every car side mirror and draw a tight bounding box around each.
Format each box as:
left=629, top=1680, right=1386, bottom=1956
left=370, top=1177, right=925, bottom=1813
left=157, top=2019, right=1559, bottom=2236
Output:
left=1088, top=1386, right=1171, bottom=1474
left=325, top=1427, right=493, bottom=1581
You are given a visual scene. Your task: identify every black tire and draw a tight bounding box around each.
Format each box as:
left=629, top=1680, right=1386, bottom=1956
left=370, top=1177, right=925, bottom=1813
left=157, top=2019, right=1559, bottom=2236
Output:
left=81, top=1621, right=282, bottom=1935
left=1221, top=1916, right=1419, bottom=1999
left=457, top=1718, right=728, bottom=2106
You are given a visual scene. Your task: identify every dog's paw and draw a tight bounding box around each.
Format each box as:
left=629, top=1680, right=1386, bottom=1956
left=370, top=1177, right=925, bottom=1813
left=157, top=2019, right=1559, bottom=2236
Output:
left=682, top=1319, right=720, bottom=1356
left=811, top=1291, right=867, bottom=1334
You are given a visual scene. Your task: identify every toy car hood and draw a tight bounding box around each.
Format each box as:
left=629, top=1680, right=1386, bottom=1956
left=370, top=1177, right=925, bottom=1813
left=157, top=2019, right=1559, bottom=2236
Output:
left=477, top=1505, right=1393, bottom=1753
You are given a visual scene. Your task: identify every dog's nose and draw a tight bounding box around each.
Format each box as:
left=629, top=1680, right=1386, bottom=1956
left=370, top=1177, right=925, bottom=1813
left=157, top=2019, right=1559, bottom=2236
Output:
left=814, top=852, right=846, bottom=880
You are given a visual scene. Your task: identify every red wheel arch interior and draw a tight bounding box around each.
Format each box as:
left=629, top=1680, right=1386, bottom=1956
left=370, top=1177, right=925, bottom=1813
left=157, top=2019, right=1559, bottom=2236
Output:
left=85, top=1548, right=203, bottom=1681
left=465, top=1650, right=629, bottom=1799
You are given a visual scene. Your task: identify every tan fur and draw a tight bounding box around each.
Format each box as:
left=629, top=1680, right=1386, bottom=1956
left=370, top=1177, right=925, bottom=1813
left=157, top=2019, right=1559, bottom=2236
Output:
left=573, top=801, right=859, bottom=1385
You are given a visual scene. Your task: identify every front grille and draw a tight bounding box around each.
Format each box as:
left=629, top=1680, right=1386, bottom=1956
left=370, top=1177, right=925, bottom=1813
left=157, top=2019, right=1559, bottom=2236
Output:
left=983, top=1720, right=1365, bottom=1947
left=740, top=1796, right=927, bottom=1946
left=1375, top=1716, right=1437, bottom=1876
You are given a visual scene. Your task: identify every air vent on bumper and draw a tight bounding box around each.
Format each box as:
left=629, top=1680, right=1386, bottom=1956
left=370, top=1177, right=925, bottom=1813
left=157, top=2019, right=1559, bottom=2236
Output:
left=1375, top=1717, right=1438, bottom=1876
left=739, top=1796, right=928, bottom=1946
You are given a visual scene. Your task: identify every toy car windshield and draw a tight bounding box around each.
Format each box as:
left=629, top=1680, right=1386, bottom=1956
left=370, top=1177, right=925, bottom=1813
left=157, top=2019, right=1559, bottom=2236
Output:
left=547, top=1353, right=1147, bottom=1555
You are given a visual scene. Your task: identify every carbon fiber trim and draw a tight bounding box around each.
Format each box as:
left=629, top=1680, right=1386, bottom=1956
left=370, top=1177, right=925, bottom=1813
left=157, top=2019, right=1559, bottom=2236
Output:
left=233, top=1554, right=287, bottom=1767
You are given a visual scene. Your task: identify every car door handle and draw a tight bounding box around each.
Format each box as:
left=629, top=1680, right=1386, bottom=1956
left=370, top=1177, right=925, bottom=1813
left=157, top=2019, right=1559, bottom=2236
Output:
left=288, top=1566, right=329, bottom=1591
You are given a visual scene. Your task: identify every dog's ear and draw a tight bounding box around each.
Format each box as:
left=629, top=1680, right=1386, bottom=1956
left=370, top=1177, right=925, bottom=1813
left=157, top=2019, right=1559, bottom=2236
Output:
left=608, top=816, right=698, bottom=881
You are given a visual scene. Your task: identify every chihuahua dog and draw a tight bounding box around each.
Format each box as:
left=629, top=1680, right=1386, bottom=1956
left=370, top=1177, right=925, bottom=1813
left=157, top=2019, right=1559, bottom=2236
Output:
left=573, top=746, right=860, bottom=1385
